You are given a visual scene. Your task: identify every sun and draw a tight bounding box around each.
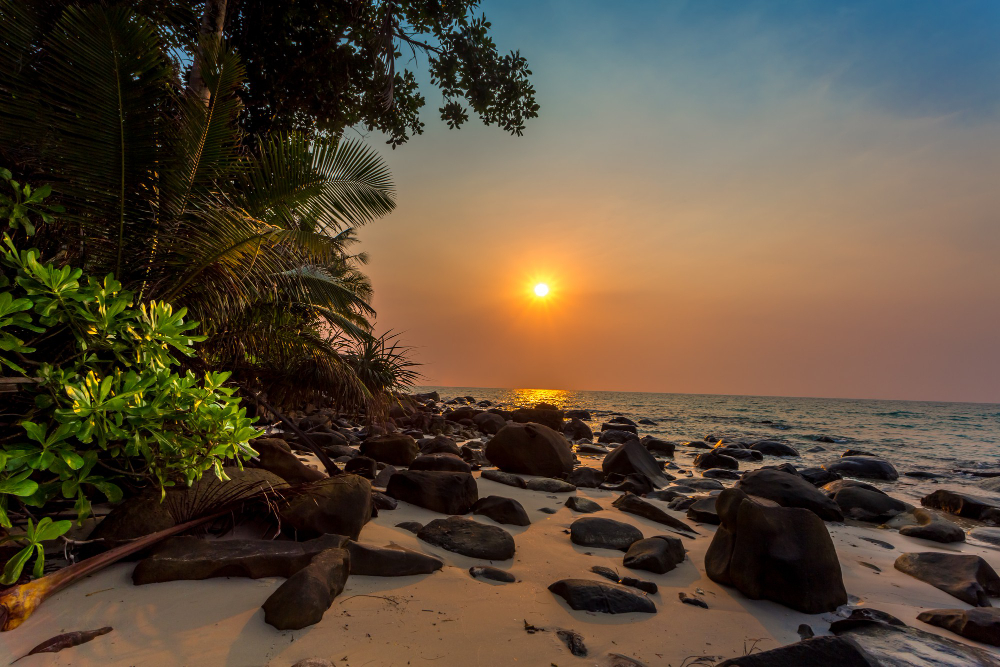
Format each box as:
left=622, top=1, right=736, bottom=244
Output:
left=534, top=283, right=549, bottom=297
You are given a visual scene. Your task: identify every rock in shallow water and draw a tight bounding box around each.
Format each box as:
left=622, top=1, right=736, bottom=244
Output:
left=570, top=517, right=643, bottom=551
left=922, top=489, right=1000, bottom=521
left=823, top=456, right=898, bottom=481
left=894, top=551, right=1000, bottom=606
left=694, top=450, right=739, bottom=471
left=548, top=579, right=656, bottom=614
left=417, top=516, right=515, bottom=560
left=262, top=548, right=349, bottom=630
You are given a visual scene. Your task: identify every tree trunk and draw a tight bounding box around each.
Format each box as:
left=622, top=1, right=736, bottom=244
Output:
left=188, top=0, right=229, bottom=105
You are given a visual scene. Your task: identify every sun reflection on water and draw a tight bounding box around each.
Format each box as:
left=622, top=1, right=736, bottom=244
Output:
left=495, top=388, right=579, bottom=409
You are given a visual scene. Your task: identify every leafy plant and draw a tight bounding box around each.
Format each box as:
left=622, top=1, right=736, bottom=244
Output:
left=0, top=517, right=71, bottom=584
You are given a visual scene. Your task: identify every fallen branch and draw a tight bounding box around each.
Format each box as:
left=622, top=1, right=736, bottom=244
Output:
left=248, top=391, right=342, bottom=477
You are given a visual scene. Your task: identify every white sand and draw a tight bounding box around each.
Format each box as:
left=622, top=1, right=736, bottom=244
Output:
left=3, top=471, right=1000, bottom=666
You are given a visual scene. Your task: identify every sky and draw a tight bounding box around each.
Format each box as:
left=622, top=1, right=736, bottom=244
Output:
left=357, top=0, right=1000, bottom=403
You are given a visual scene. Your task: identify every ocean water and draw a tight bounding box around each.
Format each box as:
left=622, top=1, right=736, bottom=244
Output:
left=415, top=386, right=1000, bottom=503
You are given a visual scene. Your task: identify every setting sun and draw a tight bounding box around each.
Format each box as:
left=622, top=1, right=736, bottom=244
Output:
left=534, top=283, right=549, bottom=297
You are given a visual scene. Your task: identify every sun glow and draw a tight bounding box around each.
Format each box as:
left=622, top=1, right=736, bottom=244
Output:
left=534, top=283, right=549, bottom=297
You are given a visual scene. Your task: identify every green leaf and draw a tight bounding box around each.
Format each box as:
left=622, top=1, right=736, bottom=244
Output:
left=1, top=545, right=33, bottom=584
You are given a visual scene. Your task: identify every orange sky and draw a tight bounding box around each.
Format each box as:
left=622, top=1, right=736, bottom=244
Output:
left=356, top=1, right=1000, bottom=403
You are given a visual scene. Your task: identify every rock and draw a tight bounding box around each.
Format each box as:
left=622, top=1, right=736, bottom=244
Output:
left=576, top=443, right=610, bottom=455
left=716, top=636, right=877, bottom=666
left=843, top=449, right=876, bottom=457
left=598, top=429, right=639, bottom=445
left=445, top=406, right=479, bottom=422
left=603, top=440, right=673, bottom=488
left=360, top=434, right=420, bottom=466
left=570, top=517, right=643, bottom=551
left=612, top=493, right=697, bottom=535
left=694, top=450, right=739, bottom=470
left=460, top=444, right=488, bottom=467
left=345, top=455, right=380, bottom=480
left=716, top=447, right=763, bottom=462
left=823, top=456, right=898, bottom=481
left=525, top=477, right=576, bottom=493
left=548, top=579, right=656, bottom=614
left=565, top=409, right=592, bottom=420
left=418, top=435, right=462, bottom=456
left=685, top=497, right=720, bottom=524
left=602, top=422, right=638, bottom=434
left=385, top=470, right=478, bottom=515
left=832, top=614, right=1000, bottom=666
left=670, top=496, right=698, bottom=511
left=750, top=440, right=799, bottom=457
left=641, top=437, right=676, bottom=456
left=678, top=592, right=708, bottom=608
left=510, top=408, right=564, bottom=431
left=600, top=473, right=654, bottom=495
left=705, top=488, right=847, bottom=614
left=904, top=471, right=945, bottom=479
left=473, top=496, right=531, bottom=526
left=898, top=509, right=965, bottom=543
left=346, top=542, right=443, bottom=576
left=971, top=527, right=1000, bottom=546
left=417, top=516, right=515, bottom=560
left=472, top=412, right=506, bottom=435
left=638, top=418, right=656, bottom=426
left=480, top=468, right=528, bottom=489
left=702, top=468, right=741, bottom=481
left=566, top=496, right=602, bottom=513
left=262, top=548, right=350, bottom=630
left=623, top=536, right=685, bottom=574
left=563, top=418, right=594, bottom=440
left=251, top=438, right=327, bottom=484
left=556, top=629, right=588, bottom=657
left=133, top=534, right=347, bottom=584
left=279, top=475, right=373, bottom=540
left=683, top=440, right=711, bottom=450
left=568, top=467, right=605, bottom=488
left=372, top=490, right=397, bottom=510
left=372, top=464, right=397, bottom=488
left=684, top=479, right=724, bottom=491
left=485, top=423, right=575, bottom=477
left=645, top=489, right=687, bottom=502
left=917, top=607, right=1000, bottom=646
left=409, top=453, right=473, bottom=473
left=538, top=507, right=558, bottom=514
left=292, top=660, right=335, bottom=667
left=894, top=552, right=1000, bottom=606
left=799, top=466, right=842, bottom=486
left=737, top=469, right=843, bottom=521
left=922, top=489, right=1000, bottom=521
left=395, top=521, right=423, bottom=534
left=469, top=565, right=515, bottom=583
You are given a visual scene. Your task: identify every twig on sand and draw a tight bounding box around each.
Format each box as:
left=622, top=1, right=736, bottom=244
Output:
left=340, top=594, right=401, bottom=606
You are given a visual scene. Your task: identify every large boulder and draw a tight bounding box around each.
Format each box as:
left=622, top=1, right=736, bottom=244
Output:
left=694, top=450, right=739, bottom=470
left=472, top=496, right=530, bottom=526
left=385, top=470, right=478, bottom=515
left=917, top=607, right=1000, bottom=647
left=894, top=552, right=1000, bottom=606
left=736, top=469, right=843, bottom=521
left=563, top=418, right=593, bottom=441
left=831, top=612, right=1000, bottom=666
left=749, top=440, right=799, bottom=457
left=623, top=536, right=685, bottom=574
left=279, top=475, right=373, bottom=540
left=251, top=438, right=327, bottom=484
left=686, top=497, right=720, bottom=524
left=409, top=453, right=472, bottom=473
left=360, top=434, right=419, bottom=466
left=417, top=516, right=515, bottom=560
left=570, top=517, right=643, bottom=551
left=641, top=437, right=676, bottom=456
left=828, top=486, right=909, bottom=523
left=717, top=636, right=877, bottom=666
left=602, top=440, right=673, bottom=488
left=418, top=435, right=462, bottom=456
left=799, top=467, right=842, bottom=486
left=485, top=423, right=575, bottom=477
left=568, top=467, right=605, bottom=488
left=611, top=493, right=696, bottom=536
left=473, top=411, right=507, bottom=435
left=705, top=488, right=847, bottom=614
left=510, top=408, right=564, bottom=431
left=598, top=429, right=638, bottom=445
left=922, top=489, right=1000, bottom=521
left=548, top=579, right=656, bottom=614
left=345, top=542, right=443, bottom=576
left=262, top=548, right=350, bottom=630
left=133, top=534, right=347, bottom=585
left=823, top=456, right=898, bottom=481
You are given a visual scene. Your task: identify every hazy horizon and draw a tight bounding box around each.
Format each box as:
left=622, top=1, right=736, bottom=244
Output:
left=358, top=0, right=1000, bottom=404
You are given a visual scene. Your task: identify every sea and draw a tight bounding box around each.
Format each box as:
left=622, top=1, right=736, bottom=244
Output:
left=414, top=386, right=1000, bottom=504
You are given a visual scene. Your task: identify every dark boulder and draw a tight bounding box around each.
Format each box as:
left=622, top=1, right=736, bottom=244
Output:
left=917, top=607, right=1000, bottom=647
left=133, top=535, right=347, bottom=585
left=526, top=477, right=576, bottom=493
left=409, top=453, right=473, bottom=473
left=702, top=468, right=741, bottom=481
left=445, top=406, right=479, bottom=422
left=749, top=440, right=800, bottom=457
left=623, top=536, right=685, bottom=574
left=576, top=443, right=611, bottom=455
left=346, top=542, right=443, bottom=576
left=418, top=435, right=462, bottom=456
left=472, top=412, right=507, bottom=435
left=717, top=448, right=763, bottom=462
left=548, top=579, right=656, bottom=614
left=279, top=475, right=373, bottom=540
left=511, top=408, right=564, bottom=431
left=601, top=422, right=637, bottom=434
left=360, top=434, right=420, bottom=466
left=694, top=450, right=739, bottom=470
left=566, top=496, right=602, bottom=513
left=469, top=565, right=516, bottom=583
left=685, top=497, right=720, bottom=524
left=799, top=467, right=842, bottom=486
left=473, top=496, right=531, bottom=526
left=385, top=470, right=478, bottom=515
left=417, top=516, right=515, bottom=560
left=823, top=456, right=898, bottom=481
left=372, top=490, right=397, bottom=510
left=612, top=493, right=696, bottom=535
left=251, top=438, right=327, bottom=484
left=570, top=517, right=643, bottom=551
left=641, top=437, right=676, bottom=456
left=603, top=440, right=673, bottom=488
left=705, top=488, right=847, bottom=614
left=922, top=489, right=1000, bottom=521
left=485, top=423, right=575, bottom=477
left=831, top=613, right=1000, bottom=666
left=343, top=455, right=377, bottom=478
left=894, top=552, right=1000, bottom=606
left=568, top=467, right=605, bottom=488
left=600, top=473, right=655, bottom=495
left=372, top=464, right=397, bottom=488
left=716, top=636, right=877, bottom=666
left=395, top=521, right=423, bottom=534
left=262, top=548, right=350, bottom=630
left=609, top=416, right=637, bottom=426
left=565, top=409, right=592, bottom=420
left=598, top=429, right=639, bottom=445
left=480, top=469, right=527, bottom=489
left=563, top=418, right=594, bottom=440
left=843, top=449, right=876, bottom=457
left=829, top=486, right=909, bottom=522
left=736, top=469, right=843, bottom=521
left=684, top=479, right=724, bottom=491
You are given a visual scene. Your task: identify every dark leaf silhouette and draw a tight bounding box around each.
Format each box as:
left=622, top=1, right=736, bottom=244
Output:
left=11, top=626, right=112, bottom=663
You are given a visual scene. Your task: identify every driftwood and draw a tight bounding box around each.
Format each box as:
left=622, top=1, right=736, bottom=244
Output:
left=11, top=626, right=112, bottom=662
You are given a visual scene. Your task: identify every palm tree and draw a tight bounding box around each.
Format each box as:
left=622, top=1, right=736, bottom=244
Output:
left=0, top=1, right=412, bottom=413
